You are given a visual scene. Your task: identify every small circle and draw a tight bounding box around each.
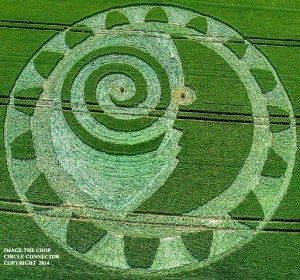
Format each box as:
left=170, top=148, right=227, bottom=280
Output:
left=173, top=86, right=196, bottom=105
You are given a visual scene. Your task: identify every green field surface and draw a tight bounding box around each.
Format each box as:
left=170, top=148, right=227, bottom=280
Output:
left=0, top=0, right=300, bottom=279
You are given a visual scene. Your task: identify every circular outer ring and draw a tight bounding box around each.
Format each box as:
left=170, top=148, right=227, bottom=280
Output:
left=4, top=4, right=297, bottom=275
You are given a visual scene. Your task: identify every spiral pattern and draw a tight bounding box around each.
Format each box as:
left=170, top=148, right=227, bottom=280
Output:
left=30, top=23, right=198, bottom=214
left=47, top=33, right=193, bottom=155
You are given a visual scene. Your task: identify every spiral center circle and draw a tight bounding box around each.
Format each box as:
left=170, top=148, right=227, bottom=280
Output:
left=98, top=73, right=136, bottom=103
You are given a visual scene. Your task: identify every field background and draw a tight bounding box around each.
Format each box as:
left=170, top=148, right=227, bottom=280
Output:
left=0, top=0, right=300, bottom=279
